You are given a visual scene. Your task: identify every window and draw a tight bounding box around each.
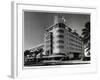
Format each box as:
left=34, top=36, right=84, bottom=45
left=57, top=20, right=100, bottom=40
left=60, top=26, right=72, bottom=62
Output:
left=56, top=40, right=64, bottom=44
left=58, top=23, right=66, bottom=28
left=57, top=29, right=64, bottom=33
left=57, top=45, right=64, bottom=48
left=57, top=35, right=64, bottom=38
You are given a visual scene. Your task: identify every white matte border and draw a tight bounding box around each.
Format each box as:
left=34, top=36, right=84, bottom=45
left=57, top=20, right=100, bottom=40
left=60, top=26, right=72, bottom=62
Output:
left=11, top=2, right=97, bottom=78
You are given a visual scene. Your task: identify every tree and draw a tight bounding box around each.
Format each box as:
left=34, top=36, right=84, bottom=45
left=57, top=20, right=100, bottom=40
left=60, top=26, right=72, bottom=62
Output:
left=37, top=48, right=44, bottom=61
left=24, top=50, right=31, bottom=57
left=33, top=48, right=44, bottom=62
left=24, top=50, right=31, bottom=64
left=33, top=50, right=39, bottom=62
left=82, top=22, right=90, bottom=55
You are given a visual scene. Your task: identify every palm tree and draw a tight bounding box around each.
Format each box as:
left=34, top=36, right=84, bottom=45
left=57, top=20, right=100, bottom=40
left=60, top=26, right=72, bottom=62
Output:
left=82, top=22, right=90, bottom=55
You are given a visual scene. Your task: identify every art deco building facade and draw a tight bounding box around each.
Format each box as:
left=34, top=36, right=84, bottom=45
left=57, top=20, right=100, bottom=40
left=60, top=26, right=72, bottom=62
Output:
left=44, top=15, right=84, bottom=59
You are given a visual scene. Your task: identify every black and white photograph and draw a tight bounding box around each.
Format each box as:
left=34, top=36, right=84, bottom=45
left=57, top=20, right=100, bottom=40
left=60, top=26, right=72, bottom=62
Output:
left=23, top=11, right=90, bottom=67
left=10, top=1, right=98, bottom=78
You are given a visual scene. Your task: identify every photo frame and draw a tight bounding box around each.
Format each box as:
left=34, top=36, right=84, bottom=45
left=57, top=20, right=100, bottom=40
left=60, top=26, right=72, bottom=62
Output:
left=11, top=1, right=97, bottom=78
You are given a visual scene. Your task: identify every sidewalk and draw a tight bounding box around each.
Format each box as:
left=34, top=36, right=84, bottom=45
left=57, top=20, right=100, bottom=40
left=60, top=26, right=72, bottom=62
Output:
left=61, top=60, right=90, bottom=64
left=42, top=60, right=90, bottom=65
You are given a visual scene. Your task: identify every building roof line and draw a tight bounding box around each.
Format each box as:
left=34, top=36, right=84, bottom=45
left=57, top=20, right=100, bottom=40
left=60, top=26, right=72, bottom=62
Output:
left=45, top=23, right=69, bottom=32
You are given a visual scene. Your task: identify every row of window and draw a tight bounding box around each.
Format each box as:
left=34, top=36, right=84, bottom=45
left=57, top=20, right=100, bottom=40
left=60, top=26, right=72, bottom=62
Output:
left=53, top=45, right=82, bottom=51
left=46, top=44, right=83, bottom=52
left=45, top=40, right=82, bottom=49
left=69, top=43, right=82, bottom=48
left=46, top=36, right=81, bottom=45
left=68, top=47, right=82, bottom=51
left=68, top=38, right=82, bottom=45
left=45, top=34, right=64, bottom=40
left=45, top=34, right=81, bottom=43
left=45, top=31, right=81, bottom=40
left=56, top=40, right=64, bottom=44
left=57, top=45, right=64, bottom=49
left=57, top=29, right=64, bottom=33
left=56, top=35, right=64, bottom=38
left=55, top=40, right=82, bottom=47
left=45, top=34, right=82, bottom=48
left=66, top=30, right=81, bottom=40
left=46, top=39, right=64, bottom=44
left=54, top=34, right=81, bottom=43
left=45, top=42, right=82, bottom=51
left=54, top=35, right=82, bottom=46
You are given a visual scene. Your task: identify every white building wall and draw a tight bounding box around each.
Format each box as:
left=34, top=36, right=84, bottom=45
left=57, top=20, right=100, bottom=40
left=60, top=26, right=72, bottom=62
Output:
left=65, top=30, right=83, bottom=54
left=51, top=27, right=65, bottom=54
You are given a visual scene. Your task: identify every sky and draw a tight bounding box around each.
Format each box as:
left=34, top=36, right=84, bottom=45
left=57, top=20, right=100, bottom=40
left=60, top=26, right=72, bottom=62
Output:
left=24, top=11, right=90, bottom=50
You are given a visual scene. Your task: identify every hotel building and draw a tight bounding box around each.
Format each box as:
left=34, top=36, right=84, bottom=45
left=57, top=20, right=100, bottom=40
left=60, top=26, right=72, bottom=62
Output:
left=44, top=15, right=84, bottom=59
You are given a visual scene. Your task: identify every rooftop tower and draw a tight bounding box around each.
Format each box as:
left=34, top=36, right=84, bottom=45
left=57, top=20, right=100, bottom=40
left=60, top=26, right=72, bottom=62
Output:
left=54, top=14, right=66, bottom=24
